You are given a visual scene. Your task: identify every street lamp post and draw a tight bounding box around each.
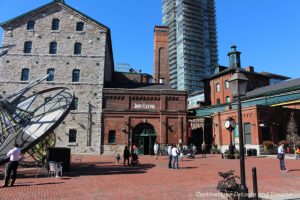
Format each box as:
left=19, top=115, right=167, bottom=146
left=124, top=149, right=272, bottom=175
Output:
left=229, top=70, right=249, bottom=200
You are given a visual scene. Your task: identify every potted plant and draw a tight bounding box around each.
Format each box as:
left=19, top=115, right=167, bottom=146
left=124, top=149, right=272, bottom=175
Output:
left=217, top=170, right=240, bottom=200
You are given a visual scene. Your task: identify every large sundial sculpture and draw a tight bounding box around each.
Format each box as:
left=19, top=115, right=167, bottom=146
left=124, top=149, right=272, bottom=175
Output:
left=0, top=75, right=73, bottom=164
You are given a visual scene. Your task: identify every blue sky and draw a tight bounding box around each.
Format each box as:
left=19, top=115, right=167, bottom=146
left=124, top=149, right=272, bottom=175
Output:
left=1, top=0, right=300, bottom=78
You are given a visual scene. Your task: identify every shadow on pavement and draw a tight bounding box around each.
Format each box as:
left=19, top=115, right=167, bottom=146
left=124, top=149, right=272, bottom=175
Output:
left=4, top=182, right=64, bottom=188
left=65, top=163, right=156, bottom=177
left=179, top=166, right=198, bottom=169
left=288, top=169, right=300, bottom=172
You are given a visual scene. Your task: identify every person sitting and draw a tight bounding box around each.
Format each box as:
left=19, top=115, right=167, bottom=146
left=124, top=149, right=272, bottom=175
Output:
left=296, top=147, right=300, bottom=160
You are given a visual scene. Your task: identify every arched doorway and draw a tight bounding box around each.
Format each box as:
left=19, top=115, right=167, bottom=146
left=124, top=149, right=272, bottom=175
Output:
left=132, top=123, right=156, bottom=155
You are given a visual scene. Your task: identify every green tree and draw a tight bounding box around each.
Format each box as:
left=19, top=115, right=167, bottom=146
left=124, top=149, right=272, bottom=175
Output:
left=287, top=112, right=300, bottom=155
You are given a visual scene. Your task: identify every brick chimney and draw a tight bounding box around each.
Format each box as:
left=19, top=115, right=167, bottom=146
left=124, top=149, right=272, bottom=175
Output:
left=246, top=66, right=254, bottom=72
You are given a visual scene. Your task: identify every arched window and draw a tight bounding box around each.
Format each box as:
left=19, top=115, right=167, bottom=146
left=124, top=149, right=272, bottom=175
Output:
left=24, top=41, right=32, bottom=53
left=216, top=98, right=221, bottom=105
left=71, top=97, right=78, bottom=110
left=47, top=68, right=55, bottom=81
left=225, top=80, right=229, bottom=89
left=226, top=96, right=231, bottom=103
left=27, top=20, right=35, bottom=30
left=76, top=22, right=84, bottom=31
left=69, top=129, right=77, bottom=143
left=21, top=68, right=29, bottom=81
left=74, top=42, right=82, bottom=55
left=52, top=18, right=60, bottom=30
left=216, top=83, right=220, bottom=92
left=72, top=69, right=80, bottom=82
left=49, top=42, right=57, bottom=54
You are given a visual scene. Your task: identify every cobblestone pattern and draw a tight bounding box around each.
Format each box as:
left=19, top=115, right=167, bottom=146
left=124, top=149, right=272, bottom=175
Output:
left=0, top=155, right=300, bottom=200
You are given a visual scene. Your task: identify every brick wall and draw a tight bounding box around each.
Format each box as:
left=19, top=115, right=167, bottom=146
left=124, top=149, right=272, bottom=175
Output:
left=153, top=26, right=169, bottom=84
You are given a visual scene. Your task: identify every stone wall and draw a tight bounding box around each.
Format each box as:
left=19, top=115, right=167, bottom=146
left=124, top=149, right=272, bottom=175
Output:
left=0, top=2, right=113, bottom=154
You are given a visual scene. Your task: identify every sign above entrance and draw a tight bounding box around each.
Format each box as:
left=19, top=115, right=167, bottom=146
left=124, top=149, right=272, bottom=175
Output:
left=134, top=103, right=155, bottom=110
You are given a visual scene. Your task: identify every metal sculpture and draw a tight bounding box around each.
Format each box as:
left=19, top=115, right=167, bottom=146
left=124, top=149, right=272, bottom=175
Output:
left=0, top=76, right=73, bottom=164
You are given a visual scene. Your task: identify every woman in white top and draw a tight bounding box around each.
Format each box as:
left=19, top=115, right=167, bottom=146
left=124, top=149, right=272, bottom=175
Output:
left=154, top=142, right=159, bottom=160
left=172, top=146, right=179, bottom=169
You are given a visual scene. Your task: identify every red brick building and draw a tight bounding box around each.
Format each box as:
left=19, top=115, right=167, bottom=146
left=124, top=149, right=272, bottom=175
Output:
left=206, top=46, right=270, bottom=106
left=195, top=46, right=300, bottom=155
left=102, top=82, right=188, bottom=155
left=153, top=26, right=169, bottom=84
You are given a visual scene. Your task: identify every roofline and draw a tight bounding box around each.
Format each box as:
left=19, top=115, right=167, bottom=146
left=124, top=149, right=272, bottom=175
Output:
left=259, top=71, right=291, bottom=80
left=0, top=1, right=110, bottom=31
left=245, top=85, right=300, bottom=100
left=204, top=67, right=270, bottom=81
left=103, top=87, right=188, bottom=94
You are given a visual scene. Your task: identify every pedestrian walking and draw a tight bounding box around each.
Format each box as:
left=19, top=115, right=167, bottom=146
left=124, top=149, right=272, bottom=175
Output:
left=154, top=142, right=159, bottom=159
left=123, top=146, right=130, bottom=166
left=167, top=144, right=173, bottom=168
left=278, top=143, right=289, bottom=172
left=172, top=145, right=179, bottom=169
left=201, top=142, right=206, bottom=158
left=2, top=144, right=21, bottom=187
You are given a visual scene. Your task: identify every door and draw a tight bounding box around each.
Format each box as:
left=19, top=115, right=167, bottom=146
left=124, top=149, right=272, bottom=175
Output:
left=138, top=137, right=144, bottom=155
left=132, top=123, right=156, bottom=155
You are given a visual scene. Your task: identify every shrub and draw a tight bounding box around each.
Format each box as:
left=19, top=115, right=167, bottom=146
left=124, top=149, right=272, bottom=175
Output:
left=217, top=170, right=240, bottom=200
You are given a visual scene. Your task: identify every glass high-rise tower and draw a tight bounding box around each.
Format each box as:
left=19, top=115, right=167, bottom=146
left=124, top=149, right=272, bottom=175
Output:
left=162, top=0, right=218, bottom=92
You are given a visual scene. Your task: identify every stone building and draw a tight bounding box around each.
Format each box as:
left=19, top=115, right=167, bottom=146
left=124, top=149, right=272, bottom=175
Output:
left=0, top=0, right=114, bottom=154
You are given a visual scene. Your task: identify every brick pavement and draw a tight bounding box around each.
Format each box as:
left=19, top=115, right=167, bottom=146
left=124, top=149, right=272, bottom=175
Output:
left=0, top=154, right=299, bottom=200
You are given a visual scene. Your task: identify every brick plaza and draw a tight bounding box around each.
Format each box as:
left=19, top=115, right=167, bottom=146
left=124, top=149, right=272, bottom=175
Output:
left=0, top=155, right=299, bottom=200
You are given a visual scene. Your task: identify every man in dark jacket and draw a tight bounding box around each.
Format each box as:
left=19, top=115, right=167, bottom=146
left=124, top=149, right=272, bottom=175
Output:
left=123, top=146, right=130, bottom=166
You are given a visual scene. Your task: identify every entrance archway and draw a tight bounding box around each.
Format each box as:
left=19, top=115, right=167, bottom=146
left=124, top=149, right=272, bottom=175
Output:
left=132, top=123, right=156, bottom=155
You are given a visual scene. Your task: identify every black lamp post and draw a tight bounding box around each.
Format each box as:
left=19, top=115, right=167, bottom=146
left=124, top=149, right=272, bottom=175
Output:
left=228, top=70, right=249, bottom=199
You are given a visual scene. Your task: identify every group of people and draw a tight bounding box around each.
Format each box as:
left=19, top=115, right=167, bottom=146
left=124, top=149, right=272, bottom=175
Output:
left=115, top=145, right=140, bottom=166
left=167, top=144, right=180, bottom=169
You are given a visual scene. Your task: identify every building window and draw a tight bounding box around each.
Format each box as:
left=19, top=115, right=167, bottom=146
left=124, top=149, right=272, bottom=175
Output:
left=108, top=130, right=116, bottom=144
left=21, top=68, right=29, bottom=81
left=24, top=41, right=32, bottom=53
left=71, top=97, right=78, bottom=110
left=72, top=69, right=80, bottom=82
left=49, top=42, right=57, bottom=54
left=47, top=68, right=55, bottom=81
left=27, top=20, right=35, bottom=30
left=74, top=43, right=82, bottom=55
left=45, top=97, right=51, bottom=103
left=244, top=123, right=252, bottom=144
left=225, top=80, right=229, bottom=89
left=52, top=18, right=60, bottom=30
left=69, top=129, right=77, bottom=143
left=216, top=83, right=220, bottom=92
left=216, top=98, right=221, bottom=105
left=226, top=96, right=230, bottom=103
left=76, top=22, right=84, bottom=31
